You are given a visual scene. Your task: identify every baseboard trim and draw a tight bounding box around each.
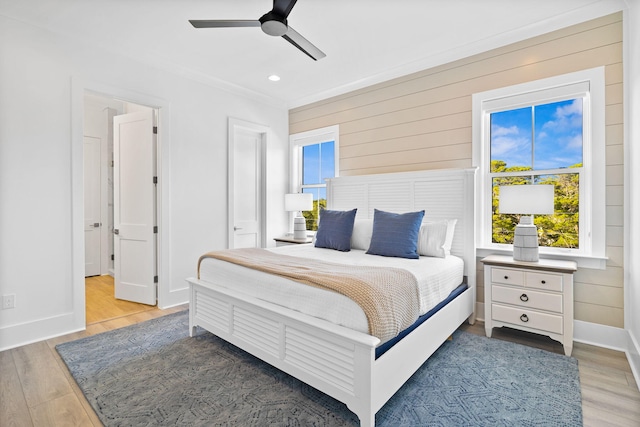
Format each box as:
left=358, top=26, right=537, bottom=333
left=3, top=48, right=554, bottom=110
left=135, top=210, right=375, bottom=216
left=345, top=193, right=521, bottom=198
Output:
left=573, top=319, right=628, bottom=351
left=0, top=312, right=83, bottom=352
left=573, top=322, right=640, bottom=392
left=626, top=330, right=640, bottom=391
left=159, top=286, right=188, bottom=310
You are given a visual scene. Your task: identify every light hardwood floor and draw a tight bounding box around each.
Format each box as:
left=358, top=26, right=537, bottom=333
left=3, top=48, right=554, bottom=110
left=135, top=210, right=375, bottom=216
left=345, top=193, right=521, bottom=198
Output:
left=1, top=303, right=188, bottom=427
left=85, top=275, right=156, bottom=325
left=1, top=310, right=638, bottom=426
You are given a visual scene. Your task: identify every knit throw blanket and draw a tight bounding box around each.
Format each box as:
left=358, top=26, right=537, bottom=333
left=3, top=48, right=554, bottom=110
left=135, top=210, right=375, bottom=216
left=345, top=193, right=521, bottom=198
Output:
left=198, top=248, right=420, bottom=343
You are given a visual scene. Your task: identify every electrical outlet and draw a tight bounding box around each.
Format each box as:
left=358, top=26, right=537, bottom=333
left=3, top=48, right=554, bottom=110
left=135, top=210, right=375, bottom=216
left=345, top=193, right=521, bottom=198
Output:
left=2, top=294, right=15, bottom=309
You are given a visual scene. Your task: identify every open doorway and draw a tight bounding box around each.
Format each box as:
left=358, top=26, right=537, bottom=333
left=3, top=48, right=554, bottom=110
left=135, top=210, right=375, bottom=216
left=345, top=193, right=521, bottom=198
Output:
left=83, top=92, right=158, bottom=324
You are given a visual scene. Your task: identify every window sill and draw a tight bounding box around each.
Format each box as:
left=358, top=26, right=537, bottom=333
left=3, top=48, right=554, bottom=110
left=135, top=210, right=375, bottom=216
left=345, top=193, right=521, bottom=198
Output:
left=476, top=247, right=608, bottom=270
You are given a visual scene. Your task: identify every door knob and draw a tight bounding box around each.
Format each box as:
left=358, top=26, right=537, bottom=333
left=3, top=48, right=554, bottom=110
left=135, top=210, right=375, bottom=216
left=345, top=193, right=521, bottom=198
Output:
left=93, top=222, right=101, bottom=227
left=113, top=229, right=120, bottom=235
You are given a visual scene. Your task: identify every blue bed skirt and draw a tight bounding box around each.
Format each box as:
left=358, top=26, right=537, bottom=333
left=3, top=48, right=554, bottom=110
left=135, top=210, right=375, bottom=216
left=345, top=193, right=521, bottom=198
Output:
left=375, top=283, right=468, bottom=359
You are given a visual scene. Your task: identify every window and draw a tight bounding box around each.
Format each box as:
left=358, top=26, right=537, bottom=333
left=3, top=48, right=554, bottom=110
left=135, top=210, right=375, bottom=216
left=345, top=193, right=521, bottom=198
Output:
left=491, top=100, right=582, bottom=248
left=290, top=125, right=339, bottom=231
left=473, top=68, right=606, bottom=266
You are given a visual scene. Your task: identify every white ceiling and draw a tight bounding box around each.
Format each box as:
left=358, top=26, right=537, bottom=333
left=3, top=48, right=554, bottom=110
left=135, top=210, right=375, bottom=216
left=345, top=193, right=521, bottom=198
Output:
left=0, top=0, right=620, bottom=108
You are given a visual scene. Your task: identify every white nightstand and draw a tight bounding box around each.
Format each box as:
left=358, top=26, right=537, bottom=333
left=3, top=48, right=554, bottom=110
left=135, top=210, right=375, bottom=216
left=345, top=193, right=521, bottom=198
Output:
left=482, top=254, right=577, bottom=356
left=274, top=235, right=313, bottom=247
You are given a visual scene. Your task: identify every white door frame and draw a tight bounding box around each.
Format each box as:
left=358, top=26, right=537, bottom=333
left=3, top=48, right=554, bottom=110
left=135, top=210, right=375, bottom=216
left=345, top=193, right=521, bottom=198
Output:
left=71, top=78, right=172, bottom=329
left=228, top=117, right=269, bottom=248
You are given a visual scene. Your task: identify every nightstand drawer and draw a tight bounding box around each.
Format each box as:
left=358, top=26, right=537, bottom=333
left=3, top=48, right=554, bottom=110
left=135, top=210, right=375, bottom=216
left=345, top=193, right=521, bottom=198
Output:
left=492, top=304, right=563, bottom=335
left=525, top=271, right=563, bottom=292
left=491, top=268, right=524, bottom=286
left=492, top=285, right=563, bottom=313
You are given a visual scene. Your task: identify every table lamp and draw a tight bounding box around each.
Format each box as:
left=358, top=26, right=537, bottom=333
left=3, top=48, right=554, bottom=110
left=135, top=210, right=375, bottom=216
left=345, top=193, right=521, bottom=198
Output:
left=499, top=184, right=554, bottom=262
left=285, top=193, right=313, bottom=239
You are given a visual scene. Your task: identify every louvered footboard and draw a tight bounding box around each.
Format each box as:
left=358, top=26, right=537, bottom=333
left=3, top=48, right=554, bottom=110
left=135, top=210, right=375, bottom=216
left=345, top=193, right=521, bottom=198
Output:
left=188, top=277, right=379, bottom=426
left=188, top=276, right=475, bottom=427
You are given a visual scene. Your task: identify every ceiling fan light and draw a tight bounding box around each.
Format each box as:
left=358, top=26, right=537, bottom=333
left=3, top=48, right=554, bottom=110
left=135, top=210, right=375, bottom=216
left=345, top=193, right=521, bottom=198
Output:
left=259, top=11, right=288, bottom=36
left=261, top=19, right=288, bottom=36
left=268, top=74, right=281, bottom=81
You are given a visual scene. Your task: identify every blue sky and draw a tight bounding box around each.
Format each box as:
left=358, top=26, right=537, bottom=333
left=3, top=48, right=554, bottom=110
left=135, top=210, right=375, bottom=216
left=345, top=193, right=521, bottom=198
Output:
left=302, top=141, right=335, bottom=200
left=490, top=99, right=583, bottom=170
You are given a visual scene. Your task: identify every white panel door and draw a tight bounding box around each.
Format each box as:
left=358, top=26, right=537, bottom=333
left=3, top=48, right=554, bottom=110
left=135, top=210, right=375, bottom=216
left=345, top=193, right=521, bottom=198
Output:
left=230, top=123, right=265, bottom=249
left=84, top=136, right=101, bottom=277
left=113, top=110, right=156, bottom=305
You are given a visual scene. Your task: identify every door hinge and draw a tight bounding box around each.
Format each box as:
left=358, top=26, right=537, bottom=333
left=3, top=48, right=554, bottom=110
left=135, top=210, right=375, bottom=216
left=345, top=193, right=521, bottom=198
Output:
left=153, top=176, right=157, bottom=184
left=154, top=275, right=158, bottom=283
left=111, top=254, right=114, bottom=261
left=153, top=126, right=158, bottom=134
left=153, top=226, right=158, bottom=233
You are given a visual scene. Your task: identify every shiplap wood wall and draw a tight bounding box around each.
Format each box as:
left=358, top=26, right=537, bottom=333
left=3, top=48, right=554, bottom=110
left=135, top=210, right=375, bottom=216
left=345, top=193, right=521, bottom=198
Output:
left=289, top=13, right=624, bottom=328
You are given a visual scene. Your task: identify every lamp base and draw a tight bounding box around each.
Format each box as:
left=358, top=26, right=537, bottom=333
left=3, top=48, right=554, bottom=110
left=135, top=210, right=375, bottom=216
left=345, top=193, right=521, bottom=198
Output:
left=293, top=216, right=307, bottom=240
left=513, top=219, right=539, bottom=262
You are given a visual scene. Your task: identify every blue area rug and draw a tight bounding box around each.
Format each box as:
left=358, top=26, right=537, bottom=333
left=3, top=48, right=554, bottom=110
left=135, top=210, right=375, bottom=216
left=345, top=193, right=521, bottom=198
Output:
left=56, top=311, right=582, bottom=426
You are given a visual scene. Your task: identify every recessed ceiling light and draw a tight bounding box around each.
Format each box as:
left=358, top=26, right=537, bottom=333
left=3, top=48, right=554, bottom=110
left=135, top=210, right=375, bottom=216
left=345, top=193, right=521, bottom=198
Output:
left=268, top=74, right=281, bottom=82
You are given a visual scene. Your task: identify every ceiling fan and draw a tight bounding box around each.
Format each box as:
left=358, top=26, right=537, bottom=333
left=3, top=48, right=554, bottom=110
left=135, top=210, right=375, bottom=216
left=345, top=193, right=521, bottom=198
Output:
left=189, top=0, right=326, bottom=61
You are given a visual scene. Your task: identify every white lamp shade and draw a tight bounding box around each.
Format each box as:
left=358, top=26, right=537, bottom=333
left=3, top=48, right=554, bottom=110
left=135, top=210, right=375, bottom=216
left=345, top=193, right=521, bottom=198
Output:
left=499, top=185, right=554, bottom=215
left=284, top=193, right=313, bottom=212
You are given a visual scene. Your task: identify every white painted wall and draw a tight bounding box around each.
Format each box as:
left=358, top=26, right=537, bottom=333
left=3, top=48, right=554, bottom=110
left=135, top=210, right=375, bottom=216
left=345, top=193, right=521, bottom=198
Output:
left=0, top=15, right=289, bottom=350
left=625, top=0, right=640, bottom=383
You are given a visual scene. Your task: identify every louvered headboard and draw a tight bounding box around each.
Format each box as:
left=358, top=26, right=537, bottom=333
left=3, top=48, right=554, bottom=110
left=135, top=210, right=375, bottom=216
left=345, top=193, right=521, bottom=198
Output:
left=326, top=167, right=477, bottom=288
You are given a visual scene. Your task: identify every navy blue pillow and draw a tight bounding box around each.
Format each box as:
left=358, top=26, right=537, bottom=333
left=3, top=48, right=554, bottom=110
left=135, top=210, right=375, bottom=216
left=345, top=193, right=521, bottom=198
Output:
left=366, top=209, right=425, bottom=259
left=314, top=209, right=357, bottom=252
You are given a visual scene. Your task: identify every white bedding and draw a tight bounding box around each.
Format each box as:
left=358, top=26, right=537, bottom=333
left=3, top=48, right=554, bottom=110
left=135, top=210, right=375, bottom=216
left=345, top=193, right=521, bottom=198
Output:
left=198, top=244, right=463, bottom=336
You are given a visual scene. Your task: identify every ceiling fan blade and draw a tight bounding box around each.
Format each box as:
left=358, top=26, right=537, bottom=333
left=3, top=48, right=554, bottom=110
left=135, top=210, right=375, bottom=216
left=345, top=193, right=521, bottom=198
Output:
left=282, top=26, right=326, bottom=61
left=189, top=20, right=260, bottom=29
left=272, top=0, right=298, bottom=19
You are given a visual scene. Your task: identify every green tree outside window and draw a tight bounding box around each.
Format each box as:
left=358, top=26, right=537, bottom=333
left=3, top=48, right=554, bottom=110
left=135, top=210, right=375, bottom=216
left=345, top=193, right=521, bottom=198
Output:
left=490, top=98, right=582, bottom=249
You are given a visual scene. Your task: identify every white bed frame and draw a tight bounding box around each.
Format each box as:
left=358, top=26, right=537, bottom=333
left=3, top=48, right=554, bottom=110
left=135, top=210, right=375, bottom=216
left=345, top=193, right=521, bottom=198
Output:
left=187, top=167, right=477, bottom=426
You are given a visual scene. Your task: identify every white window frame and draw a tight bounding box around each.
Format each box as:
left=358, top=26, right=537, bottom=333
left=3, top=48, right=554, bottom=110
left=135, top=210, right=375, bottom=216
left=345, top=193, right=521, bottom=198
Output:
left=472, top=68, right=607, bottom=269
left=290, top=125, right=339, bottom=192
left=289, top=125, right=339, bottom=230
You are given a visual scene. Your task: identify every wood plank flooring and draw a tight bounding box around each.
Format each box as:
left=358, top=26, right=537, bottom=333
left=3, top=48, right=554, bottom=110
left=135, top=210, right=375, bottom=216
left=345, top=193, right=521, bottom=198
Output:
left=85, top=275, right=156, bottom=324
left=1, top=310, right=638, bottom=426
left=0, top=304, right=187, bottom=427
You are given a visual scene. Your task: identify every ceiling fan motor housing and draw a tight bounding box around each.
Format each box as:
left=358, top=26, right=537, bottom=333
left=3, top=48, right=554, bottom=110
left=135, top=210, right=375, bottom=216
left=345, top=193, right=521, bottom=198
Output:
left=259, top=11, right=288, bottom=36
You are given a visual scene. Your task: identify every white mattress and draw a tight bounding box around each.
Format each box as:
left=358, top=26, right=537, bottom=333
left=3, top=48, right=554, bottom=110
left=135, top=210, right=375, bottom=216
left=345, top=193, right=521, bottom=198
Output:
left=198, top=244, right=464, bottom=336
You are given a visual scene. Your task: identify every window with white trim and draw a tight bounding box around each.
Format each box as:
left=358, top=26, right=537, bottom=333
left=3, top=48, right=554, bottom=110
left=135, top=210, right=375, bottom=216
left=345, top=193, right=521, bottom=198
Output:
left=473, top=68, right=606, bottom=264
left=290, top=125, right=339, bottom=231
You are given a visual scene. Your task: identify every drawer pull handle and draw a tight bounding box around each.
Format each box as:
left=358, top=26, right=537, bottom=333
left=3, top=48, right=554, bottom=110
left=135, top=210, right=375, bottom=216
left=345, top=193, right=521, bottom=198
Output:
left=541, top=280, right=546, bottom=284
left=520, top=293, right=529, bottom=302
left=520, top=314, right=529, bottom=323
left=504, top=275, right=509, bottom=280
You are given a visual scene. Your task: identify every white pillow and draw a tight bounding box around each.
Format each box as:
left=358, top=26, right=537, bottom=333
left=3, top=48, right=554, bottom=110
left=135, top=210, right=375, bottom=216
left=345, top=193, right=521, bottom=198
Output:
left=417, top=219, right=457, bottom=258
left=350, top=218, right=374, bottom=250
